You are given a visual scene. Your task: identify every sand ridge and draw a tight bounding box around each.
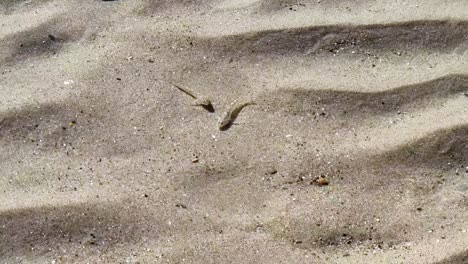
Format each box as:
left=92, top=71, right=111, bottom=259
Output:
left=0, top=0, right=467, bottom=263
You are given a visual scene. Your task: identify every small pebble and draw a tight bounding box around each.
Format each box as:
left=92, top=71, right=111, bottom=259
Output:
left=292, top=239, right=302, bottom=245
left=312, top=176, right=329, bottom=186
left=268, top=168, right=278, bottom=175
left=48, top=34, right=57, bottom=41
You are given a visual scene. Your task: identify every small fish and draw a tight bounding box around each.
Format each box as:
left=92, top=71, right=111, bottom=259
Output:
left=218, top=102, right=255, bottom=131
left=170, top=82, right=214, bottom=112
left=192, top=98, right=212, bottom=107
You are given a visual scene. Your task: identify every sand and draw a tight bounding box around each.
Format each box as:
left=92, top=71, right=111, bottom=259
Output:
left=0, top=0, right=467, bottom=263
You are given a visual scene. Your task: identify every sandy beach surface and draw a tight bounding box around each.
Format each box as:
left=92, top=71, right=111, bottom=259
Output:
left=1, top=0, right=467, bottom=263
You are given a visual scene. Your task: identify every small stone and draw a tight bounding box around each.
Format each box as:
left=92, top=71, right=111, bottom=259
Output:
left=175, top=203, right=187, bottom=209
left=268, top=168, right=278, bottom=175
left=292, top=239, right=302, bottom=244
left=464, top=92, right=468, bottom=97
left=191, top=158, right=199, bottom=163
left=315, top=176, right=329, bottom=186
left=148, top=58, right=155, bottom=63
left=48, top=34, right=57, bottom=41
left=416, top=207, right=422, bottom=211
left=317, top=176, right=330, bottom=186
